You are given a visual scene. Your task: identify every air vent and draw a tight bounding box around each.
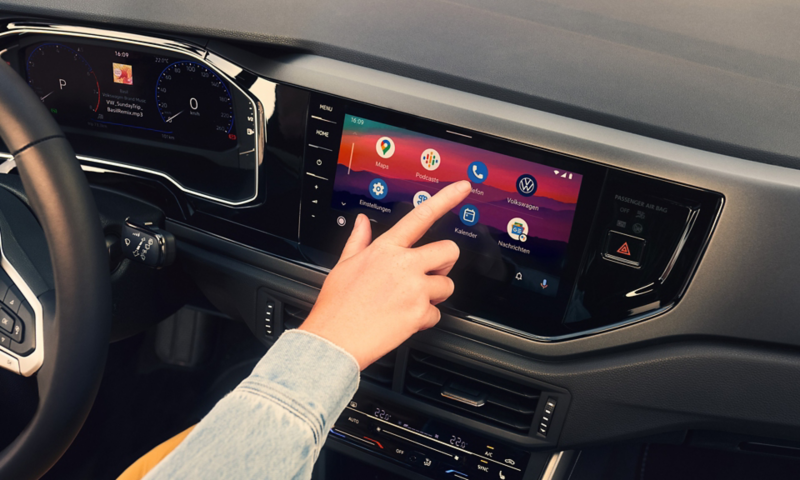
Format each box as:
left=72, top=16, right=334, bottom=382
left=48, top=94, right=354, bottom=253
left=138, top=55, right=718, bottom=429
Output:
left=404, top=350, right=539, bottom=434
left=361, top=350, right=397, bottom=387
left=283, top=304, right=309, bottom=330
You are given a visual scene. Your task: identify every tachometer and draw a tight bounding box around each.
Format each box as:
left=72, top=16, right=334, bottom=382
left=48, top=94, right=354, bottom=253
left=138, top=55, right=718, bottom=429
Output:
left=26, top=43, right=101, bottom=115
left=155, top=61, right=235, bottom=142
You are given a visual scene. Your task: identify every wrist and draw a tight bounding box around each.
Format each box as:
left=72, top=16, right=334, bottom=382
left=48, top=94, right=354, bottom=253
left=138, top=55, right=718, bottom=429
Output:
left=299, top=315, right=366, bottom=370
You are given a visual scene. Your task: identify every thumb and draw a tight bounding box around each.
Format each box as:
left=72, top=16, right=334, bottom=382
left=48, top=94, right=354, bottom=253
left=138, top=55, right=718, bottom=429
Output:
left=339, top=214, right=372, bottom=262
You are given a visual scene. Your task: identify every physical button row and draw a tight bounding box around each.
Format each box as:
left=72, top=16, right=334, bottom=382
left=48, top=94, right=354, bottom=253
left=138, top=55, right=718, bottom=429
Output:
left=537, top=398, right=558, bottom=437
left=0, top=270, right=30, bottom=352
left=0, top=309, right=23, bottom=343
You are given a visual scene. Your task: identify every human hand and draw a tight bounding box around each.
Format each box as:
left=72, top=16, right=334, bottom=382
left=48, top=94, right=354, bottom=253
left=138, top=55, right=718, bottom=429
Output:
left=299, top=180, right=472, bottom=370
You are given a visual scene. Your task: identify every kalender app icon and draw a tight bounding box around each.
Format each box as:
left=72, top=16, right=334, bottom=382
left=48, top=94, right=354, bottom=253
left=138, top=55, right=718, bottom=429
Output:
left=460, top=204, right=480, bottom=227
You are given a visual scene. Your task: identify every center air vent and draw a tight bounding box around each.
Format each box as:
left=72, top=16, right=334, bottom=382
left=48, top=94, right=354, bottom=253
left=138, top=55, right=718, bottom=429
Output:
left=361, top=350, right=397, bottom=387
left=404, top=350, right=539, bottom=434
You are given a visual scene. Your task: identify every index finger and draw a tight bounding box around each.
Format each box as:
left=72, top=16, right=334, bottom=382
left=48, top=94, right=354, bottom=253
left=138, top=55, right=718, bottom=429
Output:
left=380, top=180, right=472, bottom=247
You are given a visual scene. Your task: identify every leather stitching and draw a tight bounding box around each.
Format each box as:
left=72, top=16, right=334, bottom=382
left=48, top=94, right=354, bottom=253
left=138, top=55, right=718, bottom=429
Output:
left=11, top=134, right=66, bottom=157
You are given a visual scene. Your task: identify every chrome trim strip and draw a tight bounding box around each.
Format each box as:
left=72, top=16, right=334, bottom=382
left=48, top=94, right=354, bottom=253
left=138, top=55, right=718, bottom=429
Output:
left=311, top=115, right=337, bottom=124
left=308, top=143, right=333, bottom=152
left=440, top=390, right=486, bottom=407
left=0, top=22, right=262, bottom=207
left=659, top=208, right=700, bottom=282
left=446, top=130, right=473, bottom=138
left=466, top=305, right=672, bottom=343
left=0, top=154, right=14, bottom=174
left=305, top=171, right=329, bottom=181
left=0, top=235, right=45, bottom=377
left=540, top=451, right=564, bottom=480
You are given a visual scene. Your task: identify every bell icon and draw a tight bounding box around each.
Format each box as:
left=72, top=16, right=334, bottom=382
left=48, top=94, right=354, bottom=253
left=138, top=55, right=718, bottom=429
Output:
left=515, top=272, right=523, bottom=281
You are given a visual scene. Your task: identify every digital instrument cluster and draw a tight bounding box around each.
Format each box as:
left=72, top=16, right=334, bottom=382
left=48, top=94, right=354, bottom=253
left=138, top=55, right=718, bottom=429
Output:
left=24, top=41, right=238, bottom=150
left=4, top=34, right=261, bottom=205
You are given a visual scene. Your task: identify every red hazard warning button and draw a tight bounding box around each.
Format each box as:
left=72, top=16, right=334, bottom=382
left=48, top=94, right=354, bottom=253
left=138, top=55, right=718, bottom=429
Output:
left=604, top=231, right=645, bottom=267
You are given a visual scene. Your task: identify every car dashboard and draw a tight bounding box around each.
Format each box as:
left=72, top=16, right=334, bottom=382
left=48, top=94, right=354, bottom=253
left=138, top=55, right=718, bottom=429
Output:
left=2, top=15, right=800, bottom=480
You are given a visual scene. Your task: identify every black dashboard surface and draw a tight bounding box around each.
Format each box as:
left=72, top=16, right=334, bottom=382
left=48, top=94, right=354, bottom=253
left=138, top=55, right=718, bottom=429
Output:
left=1, top=0, right=800, bottom=169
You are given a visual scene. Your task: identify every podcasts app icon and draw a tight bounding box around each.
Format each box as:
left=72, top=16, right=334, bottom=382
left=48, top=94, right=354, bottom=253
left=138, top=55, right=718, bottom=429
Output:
left=376, top=137, right=395, bottom=159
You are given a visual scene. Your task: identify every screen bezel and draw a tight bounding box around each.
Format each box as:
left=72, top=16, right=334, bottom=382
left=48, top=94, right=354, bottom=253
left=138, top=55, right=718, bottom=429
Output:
left=299, top=99, right=607, bottom=337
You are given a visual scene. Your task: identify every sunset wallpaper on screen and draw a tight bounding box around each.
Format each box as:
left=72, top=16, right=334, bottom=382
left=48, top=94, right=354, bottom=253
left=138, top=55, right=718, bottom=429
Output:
left=332, top=115, right=583, bottom=251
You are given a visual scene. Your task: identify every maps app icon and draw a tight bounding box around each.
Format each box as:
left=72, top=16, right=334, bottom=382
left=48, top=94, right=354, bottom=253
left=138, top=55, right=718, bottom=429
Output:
left=376, top=136, right=395, bottom=158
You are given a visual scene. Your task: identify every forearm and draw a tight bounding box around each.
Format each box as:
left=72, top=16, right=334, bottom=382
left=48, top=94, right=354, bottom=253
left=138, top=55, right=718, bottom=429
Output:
left=143, top=329, right=360, bottom=480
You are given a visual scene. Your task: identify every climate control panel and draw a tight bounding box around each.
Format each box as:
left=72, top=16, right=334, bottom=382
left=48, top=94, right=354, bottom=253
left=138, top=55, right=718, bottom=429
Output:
left=330, top=393, right=531, bottom=480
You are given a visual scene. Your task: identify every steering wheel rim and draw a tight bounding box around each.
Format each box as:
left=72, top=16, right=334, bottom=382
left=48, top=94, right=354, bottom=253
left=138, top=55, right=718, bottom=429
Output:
left=0, top=60, right=111, bottom=478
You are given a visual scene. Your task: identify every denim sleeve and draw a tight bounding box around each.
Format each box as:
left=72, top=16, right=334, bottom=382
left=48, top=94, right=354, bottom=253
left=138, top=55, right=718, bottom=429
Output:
left=143, top=329, right=360, bottom=480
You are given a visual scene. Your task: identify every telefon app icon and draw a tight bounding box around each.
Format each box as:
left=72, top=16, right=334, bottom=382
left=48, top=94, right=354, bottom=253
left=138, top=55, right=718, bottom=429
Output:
left=468, top=161, right=488, bottom=183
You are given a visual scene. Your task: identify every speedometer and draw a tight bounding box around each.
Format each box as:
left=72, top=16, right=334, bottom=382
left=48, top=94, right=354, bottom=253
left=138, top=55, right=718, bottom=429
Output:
left=156, top=61, right=235, bottom=145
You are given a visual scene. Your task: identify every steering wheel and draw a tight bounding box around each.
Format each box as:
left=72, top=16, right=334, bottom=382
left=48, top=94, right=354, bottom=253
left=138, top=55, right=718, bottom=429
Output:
left=0, top=60, right=111, bottom=478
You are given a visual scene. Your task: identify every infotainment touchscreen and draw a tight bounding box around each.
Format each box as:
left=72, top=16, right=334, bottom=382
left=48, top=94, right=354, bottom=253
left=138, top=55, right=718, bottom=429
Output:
left=300, top=102, right=604, bottom=336
left=331, top=115, right=583, bottom=298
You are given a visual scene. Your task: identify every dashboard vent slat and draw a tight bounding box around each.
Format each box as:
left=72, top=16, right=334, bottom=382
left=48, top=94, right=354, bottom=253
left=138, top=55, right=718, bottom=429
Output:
left=361, top=350, right=397, bottom=387
left=404, top=350, right=539, bottom=434
left=410, top=351, right=540, bottom=400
